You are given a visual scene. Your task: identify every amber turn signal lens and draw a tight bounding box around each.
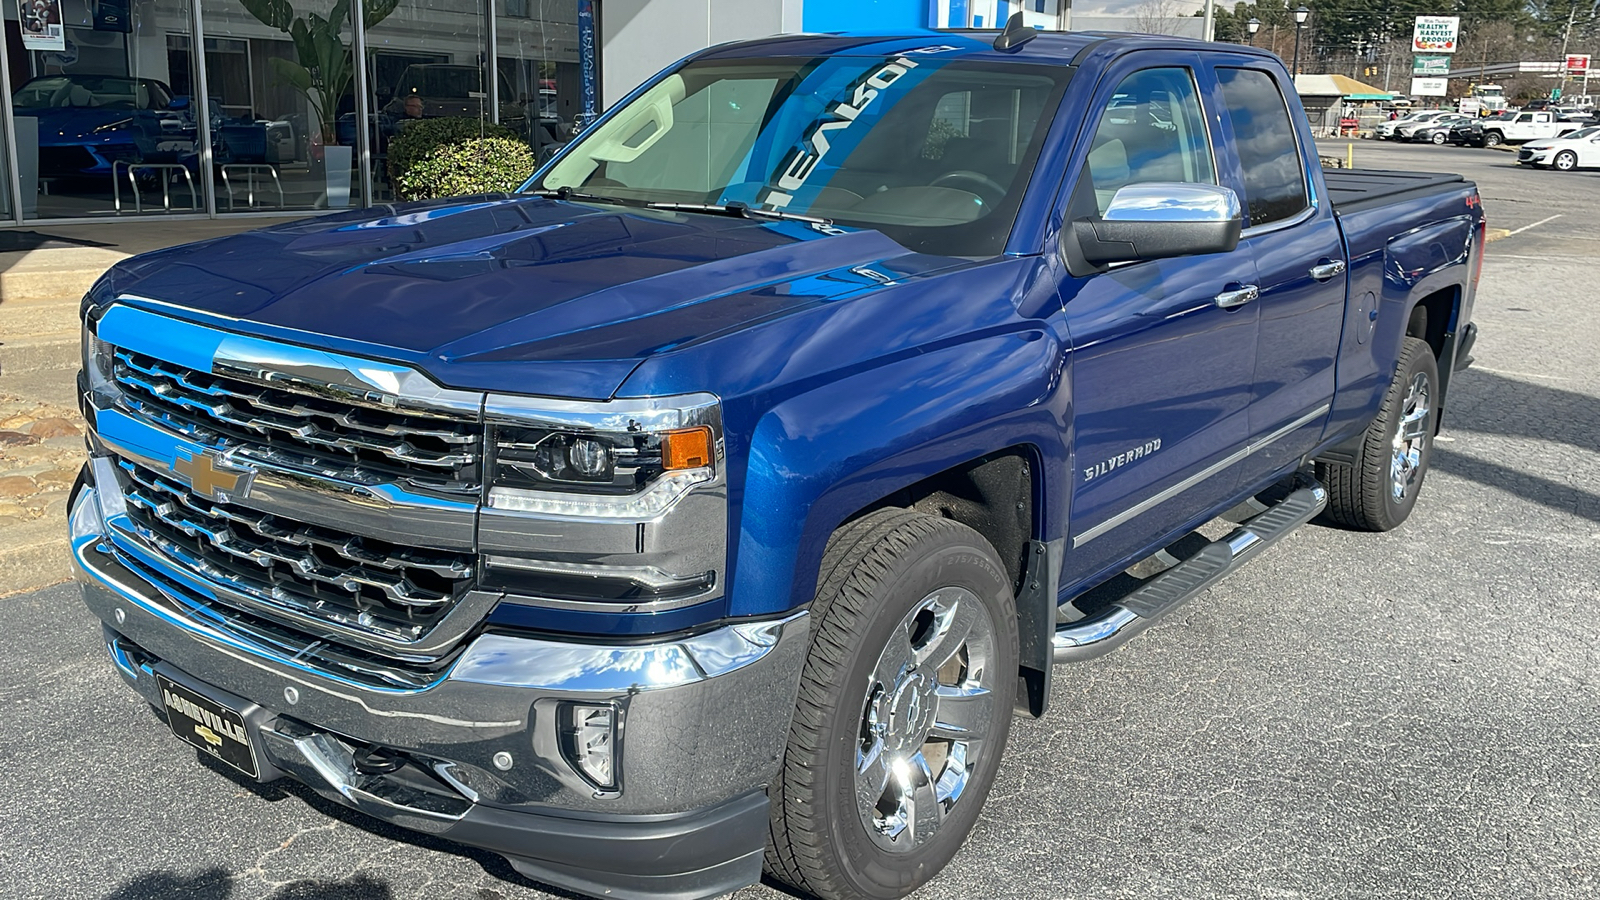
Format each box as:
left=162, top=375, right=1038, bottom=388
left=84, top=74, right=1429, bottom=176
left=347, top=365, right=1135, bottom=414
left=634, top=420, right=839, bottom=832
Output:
left=661, top=427, right=713, bottom=471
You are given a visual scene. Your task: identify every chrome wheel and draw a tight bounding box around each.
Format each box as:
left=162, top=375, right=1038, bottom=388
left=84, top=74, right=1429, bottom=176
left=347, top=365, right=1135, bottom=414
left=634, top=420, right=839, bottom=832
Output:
left=1389, top=371, right=1431, bottom=502
left=855, top=586, right=996, bottom=853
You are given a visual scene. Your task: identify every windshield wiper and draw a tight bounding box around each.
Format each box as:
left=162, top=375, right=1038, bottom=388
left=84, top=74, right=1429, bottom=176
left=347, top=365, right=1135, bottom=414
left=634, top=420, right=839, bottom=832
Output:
left=528, top=187, right=646, bottom=207
left=645, top=200, right=834, bottom=226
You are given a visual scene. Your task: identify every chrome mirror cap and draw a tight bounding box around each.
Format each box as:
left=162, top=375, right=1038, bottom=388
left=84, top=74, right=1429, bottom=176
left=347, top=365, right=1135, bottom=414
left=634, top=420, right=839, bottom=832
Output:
left=1102, top=183, right=1242, bottom=224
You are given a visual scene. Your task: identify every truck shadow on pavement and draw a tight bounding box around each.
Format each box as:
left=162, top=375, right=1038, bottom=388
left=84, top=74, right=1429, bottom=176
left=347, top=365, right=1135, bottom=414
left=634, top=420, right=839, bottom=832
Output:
left=1432, top=367, right=1599, bottom=526
left=105, top=869, right=392, bottom=900
left=108, top=744, right=594, bottom=900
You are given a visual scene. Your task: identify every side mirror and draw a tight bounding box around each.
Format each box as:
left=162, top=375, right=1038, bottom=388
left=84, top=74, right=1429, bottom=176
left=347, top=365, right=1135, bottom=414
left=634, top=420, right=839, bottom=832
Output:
left=1073, top=183, right=1243, bottom=266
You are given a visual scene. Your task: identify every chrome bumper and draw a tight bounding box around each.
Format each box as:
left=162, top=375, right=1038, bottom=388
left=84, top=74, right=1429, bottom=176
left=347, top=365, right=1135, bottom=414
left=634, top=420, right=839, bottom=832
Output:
left=70, top=478, right=809, bottom=825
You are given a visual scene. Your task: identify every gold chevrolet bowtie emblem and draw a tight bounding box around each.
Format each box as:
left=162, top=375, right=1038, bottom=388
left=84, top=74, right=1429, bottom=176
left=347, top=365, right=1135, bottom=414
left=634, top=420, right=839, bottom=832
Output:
left=194, top=724, right=224, bottom=748
left=172, top=450, right=253, bottom=501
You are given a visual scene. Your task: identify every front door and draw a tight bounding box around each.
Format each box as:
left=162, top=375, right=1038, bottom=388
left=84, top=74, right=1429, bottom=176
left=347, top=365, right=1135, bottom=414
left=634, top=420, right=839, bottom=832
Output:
left=1056, top=55, right=1259, bottom=587
left=1209, top=61, right=1344, bottom=487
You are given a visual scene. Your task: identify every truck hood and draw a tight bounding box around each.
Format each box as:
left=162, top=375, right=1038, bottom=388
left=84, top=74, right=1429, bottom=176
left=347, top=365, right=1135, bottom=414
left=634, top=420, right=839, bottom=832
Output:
left=97, top=195, right=957, bottom=399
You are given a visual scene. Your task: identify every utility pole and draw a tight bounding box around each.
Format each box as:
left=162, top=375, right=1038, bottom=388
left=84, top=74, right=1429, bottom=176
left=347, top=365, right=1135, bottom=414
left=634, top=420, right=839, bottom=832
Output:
left=1558, top=4, right=1577, bottom=100
left=1203, top=0, right=1215, bottom=41
left=1383, top=31, right=1394, bottom=91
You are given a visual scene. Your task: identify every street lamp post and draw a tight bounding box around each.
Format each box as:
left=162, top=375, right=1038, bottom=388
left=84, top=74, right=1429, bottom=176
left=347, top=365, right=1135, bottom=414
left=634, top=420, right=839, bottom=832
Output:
left=1247, top=17, right=1260, bottom=46
left=1293, top=6, right=1309, bottom=77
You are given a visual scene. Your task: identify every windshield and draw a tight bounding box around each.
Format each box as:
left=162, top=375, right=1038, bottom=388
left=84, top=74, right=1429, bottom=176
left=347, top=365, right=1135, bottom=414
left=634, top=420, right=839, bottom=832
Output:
left=12, top=75, right=171, bottom=110
left=1567, top=126, right=1600, bottom=139
left=536, top=54, right=1071, bottom=257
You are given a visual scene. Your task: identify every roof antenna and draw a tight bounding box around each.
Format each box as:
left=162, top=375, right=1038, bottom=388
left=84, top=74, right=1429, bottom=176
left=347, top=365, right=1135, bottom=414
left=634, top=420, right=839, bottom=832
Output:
left=993, top=11, right=1038, bottom=51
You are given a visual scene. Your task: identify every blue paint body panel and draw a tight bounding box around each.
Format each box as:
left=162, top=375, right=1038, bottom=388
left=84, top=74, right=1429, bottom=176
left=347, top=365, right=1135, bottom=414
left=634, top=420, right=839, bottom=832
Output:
left=82, top=31, right=1482, bottom=637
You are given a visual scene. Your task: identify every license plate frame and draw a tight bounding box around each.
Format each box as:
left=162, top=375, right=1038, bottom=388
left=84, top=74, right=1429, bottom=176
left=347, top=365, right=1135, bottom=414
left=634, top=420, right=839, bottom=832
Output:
left=156, top=674, right=260, bottom=779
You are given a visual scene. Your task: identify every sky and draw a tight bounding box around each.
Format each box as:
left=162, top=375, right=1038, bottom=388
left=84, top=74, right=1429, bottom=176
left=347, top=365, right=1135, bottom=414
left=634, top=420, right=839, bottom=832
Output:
left=1069, top=0, right=1211, bottom=19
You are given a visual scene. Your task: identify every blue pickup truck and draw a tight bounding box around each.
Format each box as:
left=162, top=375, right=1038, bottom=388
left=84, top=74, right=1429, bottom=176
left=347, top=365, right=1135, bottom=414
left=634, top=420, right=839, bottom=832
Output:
left=69, top=20, right=1484, bottom=900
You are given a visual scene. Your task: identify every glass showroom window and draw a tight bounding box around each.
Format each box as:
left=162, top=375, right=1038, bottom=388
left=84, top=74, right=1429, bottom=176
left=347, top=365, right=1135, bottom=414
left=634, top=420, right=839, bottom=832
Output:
left=195, top=0, right=364, bottom=212
left=497, top=0, right=580, bottom=163
left=10, top=0, right=205, bottom=219
left=0, top=0, right=591, bottom=221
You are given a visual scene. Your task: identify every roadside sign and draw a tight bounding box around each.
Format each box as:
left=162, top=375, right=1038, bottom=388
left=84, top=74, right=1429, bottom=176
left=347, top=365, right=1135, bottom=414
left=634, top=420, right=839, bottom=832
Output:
left=1567, top=54, right=1591, bottom=75
left=1413, top=55, right=1451, bottom=76
left=1412, top=16, right=1460, bottom=54
left=1411, top=77, right=1449, bottom=97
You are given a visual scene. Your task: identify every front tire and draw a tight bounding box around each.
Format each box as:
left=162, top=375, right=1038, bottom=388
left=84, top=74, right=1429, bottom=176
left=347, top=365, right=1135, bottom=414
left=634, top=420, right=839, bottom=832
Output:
left=765, top=509, right=1018, bottom=900
left=1483, top=131, right=1504, bottom=148
left=1554, top=150, right=1578, bottom=171
left=1317, top=336, right=1439, bottom=531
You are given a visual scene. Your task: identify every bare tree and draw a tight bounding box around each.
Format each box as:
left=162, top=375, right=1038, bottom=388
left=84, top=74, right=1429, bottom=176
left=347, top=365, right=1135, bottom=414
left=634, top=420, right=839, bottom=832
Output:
left=1133, top=0, right=1181, bottom=35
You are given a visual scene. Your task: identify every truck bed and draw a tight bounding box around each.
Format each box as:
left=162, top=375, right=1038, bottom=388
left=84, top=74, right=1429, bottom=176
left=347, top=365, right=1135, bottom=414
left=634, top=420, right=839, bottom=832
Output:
left=1324, top=169, right=1465, bottom=215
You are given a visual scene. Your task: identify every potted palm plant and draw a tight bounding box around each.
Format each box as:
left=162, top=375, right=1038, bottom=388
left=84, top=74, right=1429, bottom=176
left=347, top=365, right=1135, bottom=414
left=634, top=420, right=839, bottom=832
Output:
left=239, top=0, right=399, bottom=206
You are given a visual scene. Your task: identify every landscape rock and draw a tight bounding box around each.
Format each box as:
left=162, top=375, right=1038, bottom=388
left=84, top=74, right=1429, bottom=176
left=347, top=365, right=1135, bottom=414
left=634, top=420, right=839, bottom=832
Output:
left=27, top=417, right=80, bottom=439
left=36, top=466, right=79, bottom=489
left=0, top=474, right=38, bottom=499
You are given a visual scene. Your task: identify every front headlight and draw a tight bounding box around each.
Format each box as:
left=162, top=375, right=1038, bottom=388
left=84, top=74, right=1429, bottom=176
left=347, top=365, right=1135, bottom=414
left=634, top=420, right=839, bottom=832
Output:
left=82, top=318, right=117, bottom=393
left=484, top=392, right=721, bottom=519
left=479, top=392, right=728, bottom=614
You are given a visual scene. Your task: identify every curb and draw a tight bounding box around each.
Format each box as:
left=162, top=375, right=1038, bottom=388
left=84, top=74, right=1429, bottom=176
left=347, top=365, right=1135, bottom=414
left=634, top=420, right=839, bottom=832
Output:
left=0, top=247, right=127, bottom=306
left=0, top=519, right=71, bottom=597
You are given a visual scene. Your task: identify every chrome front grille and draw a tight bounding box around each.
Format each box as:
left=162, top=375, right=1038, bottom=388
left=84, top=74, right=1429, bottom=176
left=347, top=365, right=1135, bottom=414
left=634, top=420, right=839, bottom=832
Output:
left=111, top=550, right=460, bottom=690
left=117, top=460, right=475, bottom=644
left=112, top=348, right=481, bottom=486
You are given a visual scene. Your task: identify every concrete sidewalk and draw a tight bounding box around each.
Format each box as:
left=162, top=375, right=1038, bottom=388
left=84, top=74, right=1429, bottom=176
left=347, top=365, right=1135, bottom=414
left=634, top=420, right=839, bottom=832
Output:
left=0, top=215, right=307, bottom=595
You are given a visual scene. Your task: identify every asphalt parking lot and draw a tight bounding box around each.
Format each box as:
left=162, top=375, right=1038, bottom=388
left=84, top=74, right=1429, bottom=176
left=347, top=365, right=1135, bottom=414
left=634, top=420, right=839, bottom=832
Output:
left=3, top=139, right=1596, bottom=900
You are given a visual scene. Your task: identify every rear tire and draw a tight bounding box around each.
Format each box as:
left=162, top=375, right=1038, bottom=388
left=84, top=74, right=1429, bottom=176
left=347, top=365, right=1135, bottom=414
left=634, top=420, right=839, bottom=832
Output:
left=1554, top=150, right=1578, bottom=171
left=1431, top=131, right=1447, bottom=145
left=765, top=509, right=1018, bottom=900
left=1317, top=337, right=1438, bottom=531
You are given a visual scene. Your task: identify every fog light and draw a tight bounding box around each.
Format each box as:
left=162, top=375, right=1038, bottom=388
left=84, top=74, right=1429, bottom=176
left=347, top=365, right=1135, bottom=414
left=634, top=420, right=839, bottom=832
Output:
left=561, top=702, right=620, bottom=792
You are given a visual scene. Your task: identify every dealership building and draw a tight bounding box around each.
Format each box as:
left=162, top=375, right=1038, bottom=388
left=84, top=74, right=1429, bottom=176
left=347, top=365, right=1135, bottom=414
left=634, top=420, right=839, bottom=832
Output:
left=0, top=0, right=1069, bottom=224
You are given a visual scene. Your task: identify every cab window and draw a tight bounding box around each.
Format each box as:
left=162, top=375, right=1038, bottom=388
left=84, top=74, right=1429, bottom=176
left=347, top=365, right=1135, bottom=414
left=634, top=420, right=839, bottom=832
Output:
left=1084, top=67, right=1215, bottom=214
left=1217, top=67, right=1308, bottom=228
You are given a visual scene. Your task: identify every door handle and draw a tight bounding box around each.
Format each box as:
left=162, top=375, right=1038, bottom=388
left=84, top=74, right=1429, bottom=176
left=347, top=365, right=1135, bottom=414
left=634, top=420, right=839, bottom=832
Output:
left=1310, top=259, right=1347, bottom=281
left=1213, top=284, right=1259, bottom=309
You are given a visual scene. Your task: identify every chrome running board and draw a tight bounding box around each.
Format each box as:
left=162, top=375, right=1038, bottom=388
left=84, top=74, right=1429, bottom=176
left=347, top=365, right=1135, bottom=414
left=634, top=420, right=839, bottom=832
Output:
left=1053, top=481, right=1328, bottom=664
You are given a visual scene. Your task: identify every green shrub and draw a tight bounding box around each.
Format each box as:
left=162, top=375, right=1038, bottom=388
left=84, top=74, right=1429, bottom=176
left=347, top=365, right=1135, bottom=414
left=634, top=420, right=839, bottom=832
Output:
left=396, top=137, right=537, bottom=201
left=387, top=116, right=519, bottom=189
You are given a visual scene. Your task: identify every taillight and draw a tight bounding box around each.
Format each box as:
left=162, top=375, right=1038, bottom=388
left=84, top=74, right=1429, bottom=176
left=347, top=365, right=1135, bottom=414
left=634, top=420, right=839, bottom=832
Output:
left=1470, top=199, right=1486, bottom=292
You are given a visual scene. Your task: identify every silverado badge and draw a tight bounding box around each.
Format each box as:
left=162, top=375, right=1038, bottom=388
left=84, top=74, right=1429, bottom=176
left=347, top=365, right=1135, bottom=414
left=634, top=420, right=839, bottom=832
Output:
left=172, top=449, right=255, bottom=502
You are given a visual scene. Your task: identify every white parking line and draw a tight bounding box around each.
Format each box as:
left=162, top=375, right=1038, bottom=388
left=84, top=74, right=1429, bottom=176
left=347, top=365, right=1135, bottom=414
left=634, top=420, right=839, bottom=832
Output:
left=1501, top=214, right=1562, bottom=237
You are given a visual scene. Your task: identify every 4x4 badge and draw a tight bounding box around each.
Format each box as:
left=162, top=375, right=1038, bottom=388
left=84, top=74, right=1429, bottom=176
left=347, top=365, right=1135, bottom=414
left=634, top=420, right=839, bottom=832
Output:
left=172, top=449, right=255, bottom=502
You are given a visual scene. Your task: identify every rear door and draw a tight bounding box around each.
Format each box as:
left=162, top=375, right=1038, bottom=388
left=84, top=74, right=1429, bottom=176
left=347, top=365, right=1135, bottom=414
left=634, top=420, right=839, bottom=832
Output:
left=1055, top=53, right=1259, bottom=581
left=1205, top=58, right=1344, bottom=488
